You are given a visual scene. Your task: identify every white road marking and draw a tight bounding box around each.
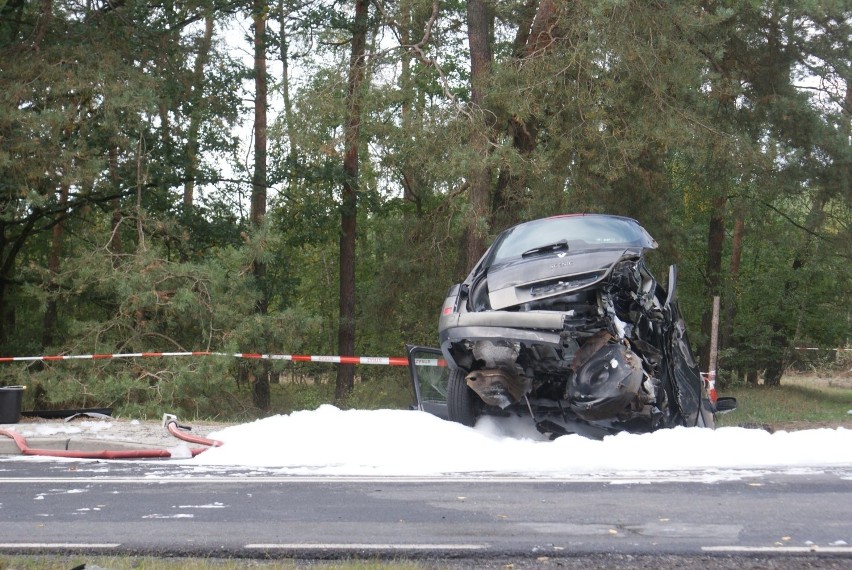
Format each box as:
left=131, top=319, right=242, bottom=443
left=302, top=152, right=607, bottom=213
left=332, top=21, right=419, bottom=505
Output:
left=0, top=472, right=799, bottom=484
left=0, top=543, right=120, bottom=548
left=245, top=543, right=488, bottom=550
left=702, top=546, right=852, bottom=554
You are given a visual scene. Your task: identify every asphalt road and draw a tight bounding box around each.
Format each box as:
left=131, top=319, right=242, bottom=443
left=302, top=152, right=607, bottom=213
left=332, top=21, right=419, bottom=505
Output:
left=1, top=459, right=850, bottom=567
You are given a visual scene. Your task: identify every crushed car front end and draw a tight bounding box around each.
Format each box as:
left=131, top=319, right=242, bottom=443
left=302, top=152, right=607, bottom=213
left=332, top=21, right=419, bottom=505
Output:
left=438, top=214, right=722, bottom=439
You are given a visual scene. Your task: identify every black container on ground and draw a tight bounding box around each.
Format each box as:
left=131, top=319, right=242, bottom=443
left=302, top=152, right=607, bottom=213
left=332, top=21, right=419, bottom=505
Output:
left=0, top=386, right=25, bottom=424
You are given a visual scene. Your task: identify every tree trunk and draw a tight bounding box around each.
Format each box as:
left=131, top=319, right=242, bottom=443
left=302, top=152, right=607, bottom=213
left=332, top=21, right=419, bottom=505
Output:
left=251, top=0, right=270, bottom=410
left=463, top=0, right=493, bottom=272
left=494, top=0, right=561, bottom=231
left=397, top=0, right=438, bottom=214
left=32, top=0, right=52, bottom=51
left=725, top=203, right=745, bottom=339
left=183, top=12, right=214, bottom=210
left=108, top=147, right=123, bottom=257
left=0, top=215, right=38, bottom=347
left=335, top=0, right=370, bottom=403
left=0, top=280, right=7, bottom=347
left=252, top=3, right=268, bottom=237
left=41, top=183, right=69, bottom=348
left=278, top=0, right=298, bottom=179
left=525, top=0, right=557, bottom=55
left=762, top=35, right=847, bottom=387
left=764, top=190, right=830, bottom=387
left=723, top=203, right=745, bottom=387
left=511, top=0, right=538, bottom=57
left=399, top=0, right=416, bottom=205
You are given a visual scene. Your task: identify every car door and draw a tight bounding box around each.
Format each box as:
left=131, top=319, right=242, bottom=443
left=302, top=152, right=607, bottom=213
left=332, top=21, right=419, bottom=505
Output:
left=663, top=264, right=707, bottom=426
left=406, top=345, right=449, bottom=420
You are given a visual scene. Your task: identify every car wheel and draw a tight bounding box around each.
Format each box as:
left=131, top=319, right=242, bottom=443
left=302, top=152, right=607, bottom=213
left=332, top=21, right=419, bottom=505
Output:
left=447, top=368, right=479, bottom=427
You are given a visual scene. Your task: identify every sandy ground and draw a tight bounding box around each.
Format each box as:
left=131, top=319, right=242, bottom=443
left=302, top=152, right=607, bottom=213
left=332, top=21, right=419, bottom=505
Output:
left=0, top=414, right=227, bottom=451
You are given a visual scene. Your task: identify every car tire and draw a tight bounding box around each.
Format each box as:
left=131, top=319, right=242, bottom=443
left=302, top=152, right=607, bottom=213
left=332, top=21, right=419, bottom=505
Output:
left=447, top=368, right=478, bottom=427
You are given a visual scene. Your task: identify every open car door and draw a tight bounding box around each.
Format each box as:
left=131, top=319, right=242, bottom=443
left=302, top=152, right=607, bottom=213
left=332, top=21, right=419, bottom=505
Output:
left=406, top=345, right=449, bottom=420
left=663, top=264, right=713, bottom=427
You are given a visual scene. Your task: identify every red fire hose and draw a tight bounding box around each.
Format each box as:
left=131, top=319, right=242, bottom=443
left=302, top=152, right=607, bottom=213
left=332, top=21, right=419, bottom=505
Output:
left=0, top=415, right=222, bottom=460
left=165, top=417, right=223, bottom=452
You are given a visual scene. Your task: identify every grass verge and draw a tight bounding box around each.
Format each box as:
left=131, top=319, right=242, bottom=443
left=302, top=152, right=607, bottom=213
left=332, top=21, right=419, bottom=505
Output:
left=0, top=556, right=427, bottom=570
left=716, top=373, right=852, bottom=431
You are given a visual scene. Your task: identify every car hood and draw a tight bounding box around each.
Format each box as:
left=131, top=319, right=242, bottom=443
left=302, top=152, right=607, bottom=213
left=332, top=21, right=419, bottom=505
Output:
left=485, top=248, right=638, bottom=310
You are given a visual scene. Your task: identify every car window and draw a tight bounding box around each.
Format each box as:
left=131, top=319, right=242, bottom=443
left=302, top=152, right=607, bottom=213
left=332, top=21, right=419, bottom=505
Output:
left=406, top=346, right=449, bottom=420
left=489, top=215, right=656, bottom=264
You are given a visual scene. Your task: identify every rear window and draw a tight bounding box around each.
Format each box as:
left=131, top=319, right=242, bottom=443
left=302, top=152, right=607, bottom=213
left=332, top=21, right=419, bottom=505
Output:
left=489, top=215, right=657, bottom=265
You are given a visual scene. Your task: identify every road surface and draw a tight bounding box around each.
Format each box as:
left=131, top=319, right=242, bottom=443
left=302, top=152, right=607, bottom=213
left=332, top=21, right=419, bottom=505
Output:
left=1, top=459, right=850, bottom=566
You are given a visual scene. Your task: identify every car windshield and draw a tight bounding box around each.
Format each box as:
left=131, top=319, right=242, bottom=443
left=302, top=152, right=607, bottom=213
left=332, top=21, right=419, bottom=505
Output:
left=488, top=215, right=657, bottom=265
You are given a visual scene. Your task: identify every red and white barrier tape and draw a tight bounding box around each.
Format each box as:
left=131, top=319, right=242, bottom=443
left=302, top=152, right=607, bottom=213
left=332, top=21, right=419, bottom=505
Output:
left=231, top=353, right=410, bottom=366
left=0, top=352, right=213, bottom=362
left=0, top=351, right=446, bottom=367
left=0, top=351, right=211, bottom=362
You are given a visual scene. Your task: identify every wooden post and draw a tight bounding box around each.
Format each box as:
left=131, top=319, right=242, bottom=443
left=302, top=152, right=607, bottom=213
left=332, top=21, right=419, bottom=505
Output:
left=708, top=295, right=720, bottom=386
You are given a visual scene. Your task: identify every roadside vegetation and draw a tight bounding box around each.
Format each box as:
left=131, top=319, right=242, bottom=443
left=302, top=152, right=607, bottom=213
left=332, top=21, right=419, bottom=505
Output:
left=4, top=554, right=852, bottom=570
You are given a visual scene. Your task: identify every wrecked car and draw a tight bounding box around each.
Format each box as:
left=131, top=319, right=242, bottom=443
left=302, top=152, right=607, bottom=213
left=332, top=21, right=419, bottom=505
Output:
left=408, top=214, right=734, bottom=439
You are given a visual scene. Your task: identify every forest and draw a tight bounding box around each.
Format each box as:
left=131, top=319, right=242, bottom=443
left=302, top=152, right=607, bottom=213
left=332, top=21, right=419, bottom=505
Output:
left=0, top=0, right=849, bottom=419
